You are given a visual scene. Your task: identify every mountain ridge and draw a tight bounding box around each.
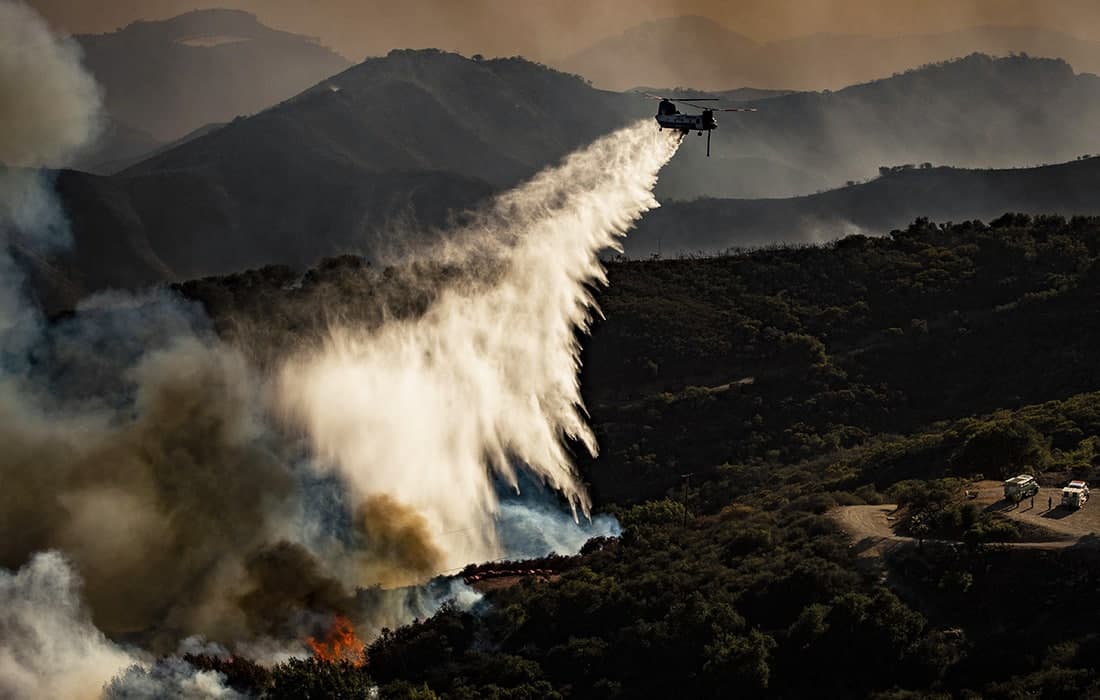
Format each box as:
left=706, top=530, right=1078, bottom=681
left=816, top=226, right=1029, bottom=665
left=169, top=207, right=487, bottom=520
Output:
left=559, top=16, right=1100, bottom=91
left=34, top=51, right=1100, bottom=307
left=73, top=8, right=351, bottom=147
left=629, top=156, right=1100, bottom=257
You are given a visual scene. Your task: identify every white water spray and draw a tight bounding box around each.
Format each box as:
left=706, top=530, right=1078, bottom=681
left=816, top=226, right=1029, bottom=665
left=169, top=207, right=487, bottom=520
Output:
left=279, top=122, right=680, bottom=570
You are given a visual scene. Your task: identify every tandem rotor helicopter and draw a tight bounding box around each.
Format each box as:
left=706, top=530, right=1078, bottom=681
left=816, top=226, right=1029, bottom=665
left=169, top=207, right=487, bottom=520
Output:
left=640, top=92, right=756, bottom=157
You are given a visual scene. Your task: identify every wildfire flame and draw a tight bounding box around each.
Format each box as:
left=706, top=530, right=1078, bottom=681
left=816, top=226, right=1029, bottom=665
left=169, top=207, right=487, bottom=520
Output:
left=306, top=615, right=366, bottom=667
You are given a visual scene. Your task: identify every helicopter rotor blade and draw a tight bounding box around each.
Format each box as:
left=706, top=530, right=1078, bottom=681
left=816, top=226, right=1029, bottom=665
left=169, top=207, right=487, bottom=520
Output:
left=681, top=101, right=758, bottom=112
left=680, top=101, right=757, bottom=111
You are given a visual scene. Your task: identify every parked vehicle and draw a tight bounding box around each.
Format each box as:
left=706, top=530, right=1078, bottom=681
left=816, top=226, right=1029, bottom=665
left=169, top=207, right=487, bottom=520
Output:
left=1004, top=474, right=1039, bottom=502
left=1062, top=480, right=1090, bottom=509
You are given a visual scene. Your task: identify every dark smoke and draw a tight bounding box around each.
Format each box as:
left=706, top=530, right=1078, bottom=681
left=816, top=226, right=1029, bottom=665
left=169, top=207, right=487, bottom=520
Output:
left=354, top=495, right=446, bottom=588
left=0, top=333, right=297, bottom=649
left=237, top=542, right=356, bottom=641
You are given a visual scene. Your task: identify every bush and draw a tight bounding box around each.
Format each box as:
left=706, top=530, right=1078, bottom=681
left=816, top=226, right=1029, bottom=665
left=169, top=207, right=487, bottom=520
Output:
left=267, top=658, right=373, bottom=700
left=952, top=419, right=1048, bottom=478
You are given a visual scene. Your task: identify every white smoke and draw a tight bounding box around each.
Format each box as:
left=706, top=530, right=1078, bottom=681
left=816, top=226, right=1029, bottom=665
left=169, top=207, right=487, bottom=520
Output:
left=497, top=501, right=622, bottom=560
left=103, top=659, right=244, bottom=700
left=0, top=554, right=257, bottom=700
left=279, top=122, right=680, bottom=571
left=0, top=0, right=102, bottom=334
left=0, top=8, right=253, bottom=698
left=0, top=553, right=135, bottom=700
left=0, top=1, right=101, bottom=169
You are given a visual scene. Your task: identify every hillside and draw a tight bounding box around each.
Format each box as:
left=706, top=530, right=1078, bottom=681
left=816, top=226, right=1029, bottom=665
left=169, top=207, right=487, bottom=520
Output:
left=34, top=51, right=633, bottom=300
left=41, top=52, right=1100, bottom=301
left=70, top=119, right=164, bottom=175
left=630, top=156, right=1100, bottom=256
left=171, top=215, right=1100, bottom=698
left=32, top=164, right=491, bottom=308
left=110, top=49, right=1100, bottom=204
left=169, top=213, right=1100, bottom=506
left=74, top=9, right=349, bottom=145
left=113, top=49, right=632, bottom=277
left=659, top=53, right=1100, bottom=199
left=125, top=49, right=631, bottom=186
left=560, top=16, right=1100, bottom=91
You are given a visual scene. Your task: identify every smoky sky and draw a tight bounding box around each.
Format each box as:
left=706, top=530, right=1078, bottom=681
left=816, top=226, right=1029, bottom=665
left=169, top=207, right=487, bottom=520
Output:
left=25, top=0, right=1100, bottom=61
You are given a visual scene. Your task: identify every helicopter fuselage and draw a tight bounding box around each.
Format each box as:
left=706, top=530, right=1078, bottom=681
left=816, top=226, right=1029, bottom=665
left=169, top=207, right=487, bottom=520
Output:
left=656, top=111, right=717, bottom=132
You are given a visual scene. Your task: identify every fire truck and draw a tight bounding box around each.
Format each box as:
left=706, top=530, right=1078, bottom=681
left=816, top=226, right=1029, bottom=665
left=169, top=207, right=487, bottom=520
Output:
left=1003, top=474, right=1039, bottom=502
left=1061, top=480, right=1090, bottom=509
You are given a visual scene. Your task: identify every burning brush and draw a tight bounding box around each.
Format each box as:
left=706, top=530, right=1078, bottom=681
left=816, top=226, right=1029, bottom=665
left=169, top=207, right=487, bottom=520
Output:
left=306, top=615, right=367, bottom=667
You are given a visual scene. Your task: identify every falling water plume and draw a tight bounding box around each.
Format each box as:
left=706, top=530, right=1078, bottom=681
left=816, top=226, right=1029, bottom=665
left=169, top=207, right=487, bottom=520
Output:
left=279, top=121, right=681, bottom=573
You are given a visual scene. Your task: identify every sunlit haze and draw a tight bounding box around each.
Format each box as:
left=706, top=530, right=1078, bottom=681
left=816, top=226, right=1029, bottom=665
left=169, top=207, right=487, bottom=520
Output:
left=27, top=0, right=1100, bottom=61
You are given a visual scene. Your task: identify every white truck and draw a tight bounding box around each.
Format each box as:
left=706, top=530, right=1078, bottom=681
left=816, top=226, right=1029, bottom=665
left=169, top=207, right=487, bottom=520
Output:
left=1061, top=480, right=1090, bottom=509
left=1004, top=474, right=1039, bottom=502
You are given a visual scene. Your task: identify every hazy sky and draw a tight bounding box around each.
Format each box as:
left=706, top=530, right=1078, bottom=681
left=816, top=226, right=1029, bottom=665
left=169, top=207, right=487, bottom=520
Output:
left=25, top=0, right=1100, bottom=60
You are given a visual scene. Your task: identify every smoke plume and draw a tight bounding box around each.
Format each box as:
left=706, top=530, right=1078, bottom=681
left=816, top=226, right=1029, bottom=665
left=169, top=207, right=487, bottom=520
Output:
left=0, top=552, right=242, bottom=700
left=0, top=553, right=135, bottom=700
left=0, top=0, right=100, bottom=169
left=0, top=5, right=679, bottom=682
left=0, top=0, right=101, bottom=340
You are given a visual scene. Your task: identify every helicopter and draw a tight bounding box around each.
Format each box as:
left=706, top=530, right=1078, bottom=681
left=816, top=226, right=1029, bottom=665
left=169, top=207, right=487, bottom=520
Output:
left=640, top=92, right=756, bottom=157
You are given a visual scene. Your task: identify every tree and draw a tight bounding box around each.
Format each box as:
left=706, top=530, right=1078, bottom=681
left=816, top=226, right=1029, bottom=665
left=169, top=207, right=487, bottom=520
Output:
left=952, top=419, right=1048, bottom=478
left=702, top=629, right=776, bottom=692
left=267, top=658, right=373, bottom=700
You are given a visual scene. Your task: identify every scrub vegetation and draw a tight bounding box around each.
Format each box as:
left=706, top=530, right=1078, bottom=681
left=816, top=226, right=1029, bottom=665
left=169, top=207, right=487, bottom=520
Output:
left=172, top=213, right=1100, bottom=698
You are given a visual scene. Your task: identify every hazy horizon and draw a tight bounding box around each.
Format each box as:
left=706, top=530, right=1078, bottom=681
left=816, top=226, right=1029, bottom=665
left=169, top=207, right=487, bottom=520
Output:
left=26, top=0, right=1100, bottom=64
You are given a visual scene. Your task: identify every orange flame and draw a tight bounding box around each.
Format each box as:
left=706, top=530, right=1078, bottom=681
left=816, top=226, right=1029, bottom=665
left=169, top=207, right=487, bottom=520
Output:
left=306, top=615, right=366, bottom=667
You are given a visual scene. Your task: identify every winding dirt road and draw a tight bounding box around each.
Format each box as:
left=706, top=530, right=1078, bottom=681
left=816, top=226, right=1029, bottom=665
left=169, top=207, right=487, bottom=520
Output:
left=831, top=503, right=1082, bottom=556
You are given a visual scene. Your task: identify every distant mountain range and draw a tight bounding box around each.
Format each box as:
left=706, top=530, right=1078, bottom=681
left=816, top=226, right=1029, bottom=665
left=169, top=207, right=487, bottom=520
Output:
left=28, top=50, right=633, bottom=308
left=626, top=157, right=1100, bottom=258
left=660, top=53, right=1100, bottom=199
left=558, top=16, right=1100, bottom=91
left=71, top=9, right=349, bottom=171
left=29, top=50, right=1100, bottom=310
left=39, top=152, right=1100, bottom=312
left=66, top=9, right=1100, bottom=201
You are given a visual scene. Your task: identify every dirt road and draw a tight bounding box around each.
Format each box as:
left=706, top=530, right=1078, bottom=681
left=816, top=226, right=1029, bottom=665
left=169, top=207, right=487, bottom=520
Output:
left=966, top=481, right=1100, bottom=540
left=831, top=503, right=1081, bottom=554
left=833, top=478, right=1100, bottom=554
left=833, top=505, right=906, bottom=543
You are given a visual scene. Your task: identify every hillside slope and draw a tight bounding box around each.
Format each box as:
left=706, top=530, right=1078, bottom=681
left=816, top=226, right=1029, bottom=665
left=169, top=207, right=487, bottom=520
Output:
left=41, top=53, right=1100, bottom=302
left=169, top=216, right=1100, bottom=698
left=125, top=49, right=632, bottom=186
left=39, top=51, right=634, bottom=300
left=75, top=9, right=350, bottom=142
left=631, top=157, right=1100, bottom=256
left=112, top=50, right=632, bottom=279
left=660, top=54, right=1100, bottom=199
